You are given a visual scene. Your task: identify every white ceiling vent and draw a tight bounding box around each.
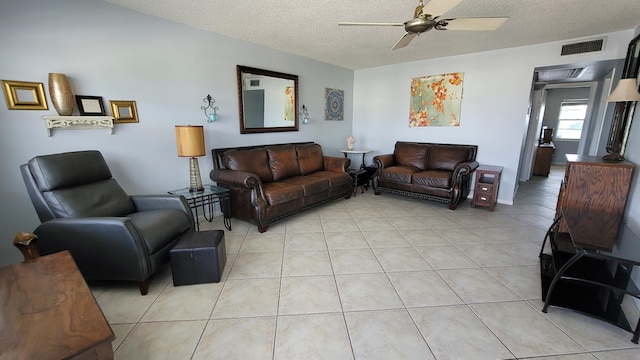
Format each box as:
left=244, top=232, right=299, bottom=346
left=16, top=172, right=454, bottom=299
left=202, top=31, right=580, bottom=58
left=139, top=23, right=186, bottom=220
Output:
left=561, top=38, right=605, bottom=56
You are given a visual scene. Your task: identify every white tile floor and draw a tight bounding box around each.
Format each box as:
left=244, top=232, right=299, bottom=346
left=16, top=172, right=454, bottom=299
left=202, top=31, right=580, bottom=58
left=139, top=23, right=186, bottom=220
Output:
left=92, top=167, right=640, bottom=359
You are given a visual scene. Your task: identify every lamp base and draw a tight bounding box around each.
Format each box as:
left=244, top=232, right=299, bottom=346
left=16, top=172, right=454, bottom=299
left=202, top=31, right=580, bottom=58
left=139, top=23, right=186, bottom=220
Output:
left=602, top=152, right=625, bottom=162
left=188, top=157, right=204, bottom=192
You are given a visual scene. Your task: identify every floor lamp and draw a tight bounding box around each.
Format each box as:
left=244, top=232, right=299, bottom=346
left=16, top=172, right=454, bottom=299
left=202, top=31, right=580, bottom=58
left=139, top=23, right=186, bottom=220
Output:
left=604, top=78, right=640, bottom=161
left=175, top=125, right=205, bottom=192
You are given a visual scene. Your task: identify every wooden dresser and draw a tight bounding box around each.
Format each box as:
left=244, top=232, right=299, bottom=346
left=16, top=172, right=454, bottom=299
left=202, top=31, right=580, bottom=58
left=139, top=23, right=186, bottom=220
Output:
left=555, top=155, right=635, bottom=251
left=533, top=142, right=555, bottom=177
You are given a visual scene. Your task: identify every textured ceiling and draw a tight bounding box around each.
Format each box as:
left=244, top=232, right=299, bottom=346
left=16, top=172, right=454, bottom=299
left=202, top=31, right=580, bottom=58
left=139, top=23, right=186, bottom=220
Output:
left=104, top=0, right=640, bottom=70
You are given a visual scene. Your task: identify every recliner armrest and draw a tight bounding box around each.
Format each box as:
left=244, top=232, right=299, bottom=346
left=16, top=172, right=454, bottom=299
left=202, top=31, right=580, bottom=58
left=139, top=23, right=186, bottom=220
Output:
left=323, top=156, right=350, bottom=172
left=34, top=217, right=151, bottom=280
left=130, top=195, right=194, bottom=229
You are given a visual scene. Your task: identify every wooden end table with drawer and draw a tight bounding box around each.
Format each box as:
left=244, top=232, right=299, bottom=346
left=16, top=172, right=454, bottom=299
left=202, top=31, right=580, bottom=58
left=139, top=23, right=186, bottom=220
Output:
left=471, top=165, right=503, bottom=211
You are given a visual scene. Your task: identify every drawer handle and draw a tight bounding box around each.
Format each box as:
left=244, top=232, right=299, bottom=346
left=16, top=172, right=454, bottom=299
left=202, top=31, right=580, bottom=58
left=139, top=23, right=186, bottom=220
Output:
left=481, top=186, right=489, bottom=191
left=480, top=196, right=487, bottom=201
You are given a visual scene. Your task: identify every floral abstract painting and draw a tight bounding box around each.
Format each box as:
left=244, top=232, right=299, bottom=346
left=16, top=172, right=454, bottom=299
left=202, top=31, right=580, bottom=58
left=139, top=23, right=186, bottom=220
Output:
left=409, top=72, right=463, bottom=127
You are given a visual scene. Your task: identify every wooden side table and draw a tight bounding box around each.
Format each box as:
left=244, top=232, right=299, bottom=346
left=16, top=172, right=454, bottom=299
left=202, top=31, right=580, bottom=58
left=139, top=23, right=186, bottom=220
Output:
left=339, top=149, right=372, bottom=169
left=0, top=251, right=115, bottom=359
left=471, top=165, right=503, bottom=211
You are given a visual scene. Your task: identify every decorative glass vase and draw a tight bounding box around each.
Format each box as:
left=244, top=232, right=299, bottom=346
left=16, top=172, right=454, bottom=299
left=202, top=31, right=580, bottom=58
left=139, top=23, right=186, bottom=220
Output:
left=48, top=73, right=74, bottom=116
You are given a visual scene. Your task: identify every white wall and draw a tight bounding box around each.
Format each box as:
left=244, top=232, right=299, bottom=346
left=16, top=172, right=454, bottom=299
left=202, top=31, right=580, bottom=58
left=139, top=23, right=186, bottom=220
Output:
left=352, top=30, right=634, bottom=204
left=0, top=0, right=353, bottom=266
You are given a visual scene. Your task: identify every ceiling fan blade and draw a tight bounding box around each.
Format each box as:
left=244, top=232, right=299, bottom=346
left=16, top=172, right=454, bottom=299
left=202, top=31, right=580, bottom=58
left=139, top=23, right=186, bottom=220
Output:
left=338, top=22, right=404, bottom=27
left=441, top=17, right=508, bottom=30
left=421, top=0, right=463, bottom=17
left=392, top=32, right=418, bottom=50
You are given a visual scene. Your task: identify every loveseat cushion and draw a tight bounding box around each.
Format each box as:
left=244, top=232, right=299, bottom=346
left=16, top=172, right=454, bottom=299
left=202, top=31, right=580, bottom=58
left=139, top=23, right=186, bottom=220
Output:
left=426, top=146, right=472, bottom=171
left=262, top=182, right=304, bottom=205
left=379, top=166, right=420, bottom=184
left=412, top=170, right=452, bottom=189
left=223, top=148, right=273, bottom=182
left=296, top=143, right=324, bottom=175
left=394, top=143, right=429, bottom=170
left=268, top=146, right=301, bottom=181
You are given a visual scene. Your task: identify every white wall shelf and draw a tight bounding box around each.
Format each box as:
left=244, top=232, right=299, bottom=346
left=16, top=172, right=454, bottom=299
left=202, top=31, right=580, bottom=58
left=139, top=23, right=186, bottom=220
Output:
left=42, top=116, right=114, bottom=136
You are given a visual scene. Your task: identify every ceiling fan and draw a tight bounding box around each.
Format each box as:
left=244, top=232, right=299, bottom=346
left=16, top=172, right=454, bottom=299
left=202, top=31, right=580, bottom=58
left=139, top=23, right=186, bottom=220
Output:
left=338, top=0, right=508, bottom=50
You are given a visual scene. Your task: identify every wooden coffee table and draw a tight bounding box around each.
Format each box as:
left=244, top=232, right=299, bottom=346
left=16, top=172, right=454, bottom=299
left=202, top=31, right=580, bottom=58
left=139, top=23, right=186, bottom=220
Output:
left=0, top=250, right=115, bottom=359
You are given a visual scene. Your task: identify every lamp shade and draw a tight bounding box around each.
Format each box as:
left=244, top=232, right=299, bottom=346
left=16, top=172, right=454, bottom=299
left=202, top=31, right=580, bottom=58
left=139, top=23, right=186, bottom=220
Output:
left=605, top=78, right=640, bottom=102
left=175, top=125, right=205, bottom=157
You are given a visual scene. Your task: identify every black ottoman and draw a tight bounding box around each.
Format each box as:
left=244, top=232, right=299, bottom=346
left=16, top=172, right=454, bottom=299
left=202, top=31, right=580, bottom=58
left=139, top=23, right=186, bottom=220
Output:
left=170, top=230, right=226, bottom=286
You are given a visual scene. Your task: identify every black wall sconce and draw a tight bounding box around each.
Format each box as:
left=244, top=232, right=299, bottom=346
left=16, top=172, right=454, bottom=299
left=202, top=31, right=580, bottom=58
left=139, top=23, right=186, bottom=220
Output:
left=202, top=94, right=219, bottom=123
left=300, top=104, right=309, bottom=124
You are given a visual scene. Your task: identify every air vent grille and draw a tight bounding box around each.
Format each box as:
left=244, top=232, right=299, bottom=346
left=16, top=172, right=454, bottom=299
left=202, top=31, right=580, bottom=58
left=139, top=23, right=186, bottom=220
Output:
left=561, top=38, right=604, bottom=56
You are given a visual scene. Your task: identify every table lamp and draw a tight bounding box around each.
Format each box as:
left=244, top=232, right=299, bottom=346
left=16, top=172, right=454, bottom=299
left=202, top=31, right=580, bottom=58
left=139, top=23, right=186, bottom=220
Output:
left=604, top=78, right=640, bottom=161
left=175, top=125, right=205, bottom=192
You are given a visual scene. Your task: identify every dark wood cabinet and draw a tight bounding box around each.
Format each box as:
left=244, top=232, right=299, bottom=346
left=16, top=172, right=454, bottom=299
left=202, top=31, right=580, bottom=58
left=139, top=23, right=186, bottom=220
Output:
left=533, top=142, right=555, bottom=176
left=555, top=155, right=635, bottom=251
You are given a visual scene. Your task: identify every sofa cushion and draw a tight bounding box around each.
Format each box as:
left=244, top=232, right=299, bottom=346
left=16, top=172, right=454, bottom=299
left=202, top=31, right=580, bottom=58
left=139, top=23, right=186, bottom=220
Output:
left=296, top=144, right=324, bottom=175
left=412, top=170, right=452, bottom=189
left=307, top=171, right=352, bottom=187
left=223, top=148, right=273, bottom=182
left=262, top=182, right=304, bottom=205
left=268, top=146, right=301, bottom=181
left=426, top=146, right=472, bottom=171
left=379, top=166, right=420, bottom=184
left=281, top=176, right=329, bottom=195
left=394, top=143, right=429, bottom=170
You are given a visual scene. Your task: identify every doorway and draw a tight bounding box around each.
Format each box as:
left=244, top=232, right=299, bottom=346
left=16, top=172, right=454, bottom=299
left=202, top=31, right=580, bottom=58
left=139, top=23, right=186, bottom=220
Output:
left=518, top=59, right=624, bottom=182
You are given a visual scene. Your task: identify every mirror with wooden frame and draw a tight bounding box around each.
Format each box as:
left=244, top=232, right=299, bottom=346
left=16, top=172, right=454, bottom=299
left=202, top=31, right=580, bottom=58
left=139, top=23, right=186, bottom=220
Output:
left=236, top=65, right=299, bottom=134
left=606, top=33, right=640, bottom=159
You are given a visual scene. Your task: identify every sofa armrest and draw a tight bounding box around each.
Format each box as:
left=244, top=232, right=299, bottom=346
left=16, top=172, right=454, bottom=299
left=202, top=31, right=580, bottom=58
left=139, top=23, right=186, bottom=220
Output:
left=453, top=160, right=479, bottom=179
left=210, top=169, right=263, bottom=189
left=373, top=154, right=394, bottom=169
left=323, top=156, right=350, bottom=172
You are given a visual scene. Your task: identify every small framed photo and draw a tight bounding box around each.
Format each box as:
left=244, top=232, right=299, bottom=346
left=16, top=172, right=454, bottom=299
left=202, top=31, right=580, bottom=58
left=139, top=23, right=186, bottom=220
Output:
left=75, top=95, right=106, bottom=116
left=109, top=100, right=139, bottom=123
left=1, top=80, right=48, bottom=110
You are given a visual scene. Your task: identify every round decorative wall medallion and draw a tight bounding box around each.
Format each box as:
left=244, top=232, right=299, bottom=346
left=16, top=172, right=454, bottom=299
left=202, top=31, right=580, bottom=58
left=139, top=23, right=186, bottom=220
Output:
left=325, top=88, right=344, bottom=121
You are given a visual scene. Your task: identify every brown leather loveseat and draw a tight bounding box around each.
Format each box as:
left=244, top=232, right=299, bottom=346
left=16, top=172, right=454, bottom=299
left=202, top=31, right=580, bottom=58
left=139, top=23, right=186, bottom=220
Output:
left=373, top=141, right=479, bottom=209
left=210, top=142, right=352, bottom=232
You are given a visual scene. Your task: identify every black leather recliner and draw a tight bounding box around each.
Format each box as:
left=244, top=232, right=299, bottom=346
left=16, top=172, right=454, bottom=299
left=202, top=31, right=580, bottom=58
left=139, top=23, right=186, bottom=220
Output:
left=20, top=150, right=194, bottom=295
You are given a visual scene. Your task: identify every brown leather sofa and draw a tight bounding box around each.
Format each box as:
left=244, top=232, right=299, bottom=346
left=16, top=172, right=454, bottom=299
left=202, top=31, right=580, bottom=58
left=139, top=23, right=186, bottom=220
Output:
left=373, top=141, right=479, bottom=209
left=210, top=142, right=352, bottom=232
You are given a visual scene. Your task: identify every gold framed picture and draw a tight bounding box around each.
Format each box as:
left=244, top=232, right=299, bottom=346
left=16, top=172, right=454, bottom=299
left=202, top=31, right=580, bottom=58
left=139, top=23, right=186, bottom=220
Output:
left=1, top=80, right=48, bottom=110
left=109, top=100, right=138, bottom=123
